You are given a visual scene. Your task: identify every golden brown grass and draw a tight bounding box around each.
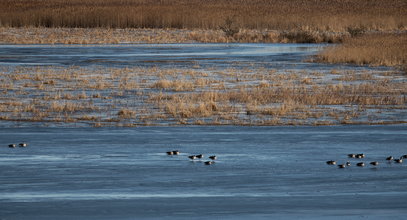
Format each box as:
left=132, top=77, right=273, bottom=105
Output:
left=318, top=33, right=407, bottom=68
left=0, top=0, right=405, bottom=32
left=0, top=0, right=405, bottom=44
left=0, top=27, right=347, bottom=44
left=2, top=65, right=405, bottom=126
left=117, top=108, right=136, bottom=119
left=151, top=79, right=195, bottom=92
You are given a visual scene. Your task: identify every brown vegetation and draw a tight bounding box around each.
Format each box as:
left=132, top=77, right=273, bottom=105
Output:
left=0, top=27, right=346, bottom=44
left=1, top=0, right=406, bottom=44
left=0, top=0, right=405, bottom=32
left=318, top=33, right=407, bottom=68
left=0, top=66, right=405, bottom=126
left=0, top=1, right=405, bottom=44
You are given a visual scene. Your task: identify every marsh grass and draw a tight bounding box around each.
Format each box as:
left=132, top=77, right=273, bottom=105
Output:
left=0, top=65, right=405, bottom=126
left=0, top=0, right=406, bottom=44
left=0, top=27, right=347, bottom=44
left=151, top=79, right=195, bottom=92
left=318, top=33, right=407, bottom=69
left=117, top=108, right=136, bottom=119
left=0, top=0, right=405, bottom=32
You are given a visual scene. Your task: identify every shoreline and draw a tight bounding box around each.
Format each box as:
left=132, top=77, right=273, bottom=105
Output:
left=0, top=27, right=351, bottom=44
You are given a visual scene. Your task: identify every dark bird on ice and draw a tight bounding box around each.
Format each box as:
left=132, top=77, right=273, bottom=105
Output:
left=172, top=150, right=180, bottom=155
left=370, top=161, right=379, bottom=166
left=209, top=155, right=217, bottom=160
left=356, top=154, right=365, bottom=159
left=204, top=161, right=214, bottom=165
left=166, top=151, right=174, bottom=155
left=356, top=162, right=365, bottom=167
left=326, top=160, right=336, bottom=165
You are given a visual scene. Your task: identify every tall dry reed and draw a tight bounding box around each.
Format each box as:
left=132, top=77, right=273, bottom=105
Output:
left=318, top=33, right=407, bottom=68
left=0, top=0, right=405, bottom=32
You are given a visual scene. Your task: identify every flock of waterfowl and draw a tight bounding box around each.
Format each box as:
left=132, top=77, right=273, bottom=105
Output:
left=166, top=150, right=217, bottom=165
left=327, top=153, right=406, bottom=169
left=6, top=143, right=404, bottom=169
left=8, top=142, right=28, bottom=148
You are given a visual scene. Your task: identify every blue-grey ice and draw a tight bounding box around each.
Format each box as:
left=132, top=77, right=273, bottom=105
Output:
left=0, top=125, right=406, bottom=219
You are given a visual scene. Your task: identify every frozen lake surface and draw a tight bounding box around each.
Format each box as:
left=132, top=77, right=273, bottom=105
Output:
left=0, top=43, right=390, bottom=71
left=1, top=125, right=406, bottom=219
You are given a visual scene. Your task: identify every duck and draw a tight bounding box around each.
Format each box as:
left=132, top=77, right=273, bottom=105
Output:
left=326, top=160, right=336, bottom=165
left=188, top=155, right=197, bottom=160
left=209, top=155, right=217, bottom=160
left=346, top=161, right=351, bottom=166
left=8, top=144, right=16, bottom=148
left=401, top=155, right=407, bottom=159
left=166, top=151, right=174, bottom=155
left=356, top=154, right=365, bottom=159
left=172, top=150, right=180, bottom=155
left=370, top=161, right=379, bottom=166
left=204, top=161, right=214, bottom=165
left=386, top=156, right=393, bottom=161
left=196, top=154, right=204, bottom=159
left=338, top=164, right=346, bottom=169
left=347, top=154, right=356, bottom=158
left=356, top=162, right=365, bottom=167
left=19, top=142, right=27, bottom=147
left=394, top=157, right=403, bottom=163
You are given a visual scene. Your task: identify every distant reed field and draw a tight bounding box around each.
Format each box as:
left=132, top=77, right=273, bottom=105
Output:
left=0, top=27, right=346, bottom=44
left=0, top=0, right=406, bottom=31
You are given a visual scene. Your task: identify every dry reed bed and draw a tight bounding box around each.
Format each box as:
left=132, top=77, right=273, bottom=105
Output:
left=318, top=33, right=407, bottom=68
left=0, top=27, right=347, bottom=44
left=1, top=0, right=406, bottom=44
left=0, top=66, right=405, bottom=126
left=0, top=0, right=405, bottom=32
